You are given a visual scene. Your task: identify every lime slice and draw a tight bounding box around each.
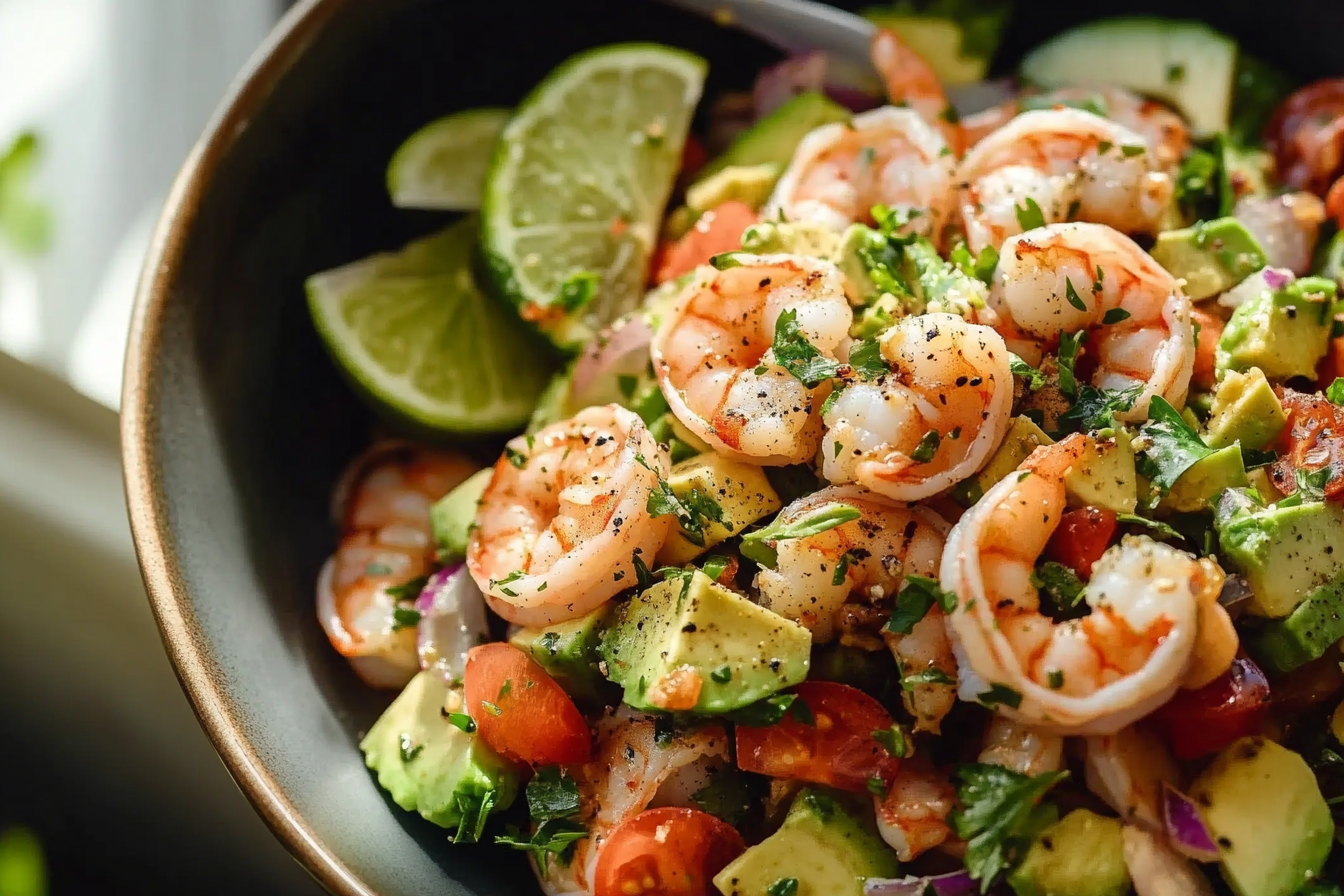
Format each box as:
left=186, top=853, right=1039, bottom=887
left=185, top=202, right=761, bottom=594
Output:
left=481, top=44, right=707, bottom=351
left=387, top=108, right=511, bottom=210
left=307, top=215, right=556, bottom=434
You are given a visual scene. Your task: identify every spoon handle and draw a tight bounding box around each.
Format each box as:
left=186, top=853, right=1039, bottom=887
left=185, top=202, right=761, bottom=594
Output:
left=661, top=0, right=876, bottom=63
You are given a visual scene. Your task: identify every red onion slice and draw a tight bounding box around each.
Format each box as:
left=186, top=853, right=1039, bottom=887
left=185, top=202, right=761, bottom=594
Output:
left=864, top=871, right=977, bottom=896
left=1234, top=192, right=1326, bottom=275
left=568, top=313, right=655, bottom=409
left=416, top=563, right=488, bottom=685
left=753, top=52, right=882, bottom=119
left=1161, top=783, right=1220, bottom=862
left=1218, top=266, right=1294, bottom=309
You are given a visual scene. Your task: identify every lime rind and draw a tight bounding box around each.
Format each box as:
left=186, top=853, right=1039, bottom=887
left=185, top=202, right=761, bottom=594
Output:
left=481, top=43, right=708, bottom=351
left=306, top=216, right=555, bottom=434
left=387, top=107, right=511, bottom=210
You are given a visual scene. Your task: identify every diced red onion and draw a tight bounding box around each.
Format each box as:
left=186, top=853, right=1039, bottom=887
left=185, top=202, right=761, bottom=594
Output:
left=1161, top=783, right=1220, bottom=862
left=568, top=313, right=654, bottom=409
left=1234, top=192, right=1326, bottom=275
left=416, top=563, right=488, bottom=685
left=753, top=52, right=882, bottom=119
left=1217, top=266, right=1294, bottom=309
left=864, top=871, right=977, bottom=896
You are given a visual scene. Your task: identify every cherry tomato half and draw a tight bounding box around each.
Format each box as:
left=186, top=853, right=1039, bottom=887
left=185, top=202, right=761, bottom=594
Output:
left=653, top=201, right=760, bottom=285
left=735, top=681, right=900, bottom=794
left=463, top=643, right=591, bottom=766
left=1264, top=78, right=1344, bottom=195
left=1153, top=657, right=1272, bottom=760
left=680, top=135, right=709, bottom=180
left=1271, top=389, right=1344, bottom=503
left=593, top=807, right=745, bottom=896
left=1045, top=507, right=1119, bottom=580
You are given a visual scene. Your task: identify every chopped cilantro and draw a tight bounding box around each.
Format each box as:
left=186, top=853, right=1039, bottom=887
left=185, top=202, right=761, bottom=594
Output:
left=952, top=763, right=1068, bottom=888
left=709, top=251, right=748, bottom=270
left=886, top=574, right=958, bottom=634
left=976, top=683, right=1024, bottom=709
left=504, top=446, right=529, bottom=469
left=1064, top=278, right=1087, bottom=312
left=740, top=503, right=862, bottom=568
left=1120, top=144, right=1146, bottom=157
left=450, top=790, right=498, bottom=844
left=391, top=606, right=422, bottom=631
left=711, top=665, right=733, bottom=684
left=727, top=693, right=797, bottom=727
left=647, top=480, right=726, bottom=548
left=1296, top=466, right=1335, bottom=501
left=873, top=724, right=909, bottom=759
left=632, top=552, right=654, bottom=590
left=1328, top=377, right=1344, bottom=406
left=1096, top=140, right=1114, bottom=155
left=1030, top=562, right=1087, bottom=618
left=489, top=569, right=526, bottom=598
left=1009, top=353, right=1047, bottom=391
left=767, top=879, right=799, bottom=896
left=494, top=818, right=587, bottom=865
left=848, top=337, right=887, bottom=380
left=1047, top=670, right=1065, bottom=689
left=526, top=766, right=582, bottom=822
left=911, top=430, right=941, bottom=463
left=445, top=712, right=476, bottom=733
left=399, top=733, right=424, bottom=762
left=555, top=270, right=601, bottom=312
left=832, top=551, right=856, bottom=586
left=771, top=307, right=842, bottom=387
left=1056, top=330, right=1086, bottom=399
left=1137, top=396, right=1215, bottom=492
left=1015, top=197, right=1047, bottom=231
left=385, top=574, right=429, bottom=602
left=1116, top=513, right=1185, bottom=541
left=1102, top=307, right=1131, bottom=324
left=1058, top=383, right=1141, bottom=433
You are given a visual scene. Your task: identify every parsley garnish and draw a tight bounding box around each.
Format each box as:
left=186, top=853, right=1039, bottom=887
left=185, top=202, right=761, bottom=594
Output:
left=1047, top=670, right=1065, bottom=689
left=450, top=790, right=497, bottom=844
left=771, top=308, right=841, bottom=387
left=1328, top=378, right=1344, bottom=406
left=391, top=606, right=422, bottom=631
left=951, top=242, right=1000, bottom=285
left=399, top=733, right=424, bottom=762
left=385, top=574, right=429, bottom=601
left=1120, top=144, right=1146, bottom=157
left=1096, top=140, right=1114, bottom=155
left=1015, top=197, right=1047, bottom=231
left=1030, top=562, right=1087, bottom=618
left=494, top=820, right=587, bottom=865
left=886, top=574, right=958, bottom=634
left=1058, top=384, right=1141, bottom=433
left=632, top=552, right=654, bottom=591
left=1116, top=513, right=1185, bottom=541
left=977, top=684, right=1024, bottom=710
left=1064, top=278, right=1087, bottom=312
left=832, top=551, right=856, bottom=586
left=1137, top=396, right=1215, bottom=492
left=525, top=766, right=582, bottom=821
left=911, top=430, right=941, bottom=463
left=711, top=665, right=733, bottom=684
left=445, top=712, right=476, bottom=733
left=953, top=764, right=1067, bottom=890
left=847, top=337, right=887, bottom=380
left=1296, top=466, right=1335, bottom=501
left=727, top=694, right=798, bottom=727
left=1056, top=330, right=1086, bottom=399
left=646, top=479, right=727, bottom=548
left=1009, top=353, right=1047, bottom=391
left=873, top=724, right=909, bottom=759
left=504, top=445, right=529, bottom=468
left=1102, top=308, right=1130, bottom=324
left=740, top=503, right=861, bottom=568
left=489, top=569, right=526, bottom=598
left=494, top=767, right=588, bottom=863
left=555, top=270, right=600, bottom=312
left=709, top=251, right=748, bottom=270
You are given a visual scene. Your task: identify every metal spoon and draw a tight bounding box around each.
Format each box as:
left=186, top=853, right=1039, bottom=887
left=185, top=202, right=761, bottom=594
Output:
left=659, top=0, right=877, bottom=62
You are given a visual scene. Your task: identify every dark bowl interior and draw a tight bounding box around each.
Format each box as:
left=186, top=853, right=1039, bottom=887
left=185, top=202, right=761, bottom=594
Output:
left=123, top=0, right=1344, bottom=894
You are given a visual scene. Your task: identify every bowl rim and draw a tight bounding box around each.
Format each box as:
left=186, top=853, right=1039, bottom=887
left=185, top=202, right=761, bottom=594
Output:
left=119, top=0, right=373, bottom=893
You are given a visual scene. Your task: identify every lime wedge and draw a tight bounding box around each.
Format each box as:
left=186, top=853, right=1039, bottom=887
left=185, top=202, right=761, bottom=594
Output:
left=387, top=108, right=511, bottom=210
left=307, top=216, right=557, bottom=434
left=481, top=44, right=707, bottom=351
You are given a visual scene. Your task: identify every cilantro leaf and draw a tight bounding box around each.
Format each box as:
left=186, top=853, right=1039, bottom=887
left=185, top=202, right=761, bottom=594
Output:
left=950, top=241, right=999, bottom=285
left=555, top=270, right=601, bottom=312
left=385, top=574, right=429, bottom=602
left=647, top=481, right=726, bottom=547
left=1029, top=562, right=1087, bottom=619
left=526, top=767, right=582, bottom=822
left=771, top=308, right=841, bottom=387
left=1056, top=330, right=1086, bottom=399
left=726, top=693, right=797, bottom=727
left=1064, top=278, right=1087, bottom=312
left=390, top=606, right=422, bottom=631
left=848, top=338, right=887, bottom=380
left=873, top=724, right=909, bottom=759
left=886, top=574, right=958, bottom=634
left=977, top=683, right=1024, bottom=709
left=1058, top=384, right=1141, bottom=433
left=1328, top=378, right=1344, bottom=406
left=1137, top=396, right=1214, bottom=492
left=1102, top=307, right=1131, bottom=324
left=1296, top=466, right=1335, bottom=502
left=740, top=503, right=862, bottom=568
left=494, top=818, right=587, bottom=865
left=1009, top=353, right=1047, bottom=391
left=953, top=764, right=1068, bottom=889
left=911, top=430, right=941, bottom=463
left=1116, top=513, right=1185, bottom=541
left=450, top=789, right=498, bottom=844
left=1015, top=197, right=1047, bottom=231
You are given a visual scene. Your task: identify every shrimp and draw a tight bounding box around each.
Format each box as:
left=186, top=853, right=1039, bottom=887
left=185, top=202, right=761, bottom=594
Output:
left=467, top=405, right=673, bottom=628
left=954, top=108, right=1174, bottom=254
left=1122, top=826, right=1218, bottom=896
left=870, top=27, right=964, bottom=156
left=651, top=254, right=853, bottom=465
left=1084, top=724, right=1180, bottom=830
left=821, top=312, right=1014, bottom=501
left=534, top=710, right=730, bottom=896
left=978, top=715, right=1065, bottom=776
left=885, top=605, right=957, bottom=733
left=317, top=443, right=479, bottom=689
left=754, top=485, right=948, bottom=643
left=763, top=106, right=957, bottom=239
left=941, top=435, right=1228, bottom=735
left=988, top=222, right=1194, bottom=422
left=874, top=755, right=957, bottom=862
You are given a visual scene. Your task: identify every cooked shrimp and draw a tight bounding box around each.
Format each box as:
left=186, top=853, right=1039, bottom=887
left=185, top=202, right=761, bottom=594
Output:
left=651, top=254, right=852, bottom=465
left=763, top=106, right=956, bottom=239
left=870, top=27, right=964, bottom=156
left=886, top=605, right=958, bottom=733
left=954, top=108, right=1174, bottom=254
left=755, top=485, right=947, bottom=643
left=821, top=312, right=1014, bottom=500
left=534, top=710, right=730, bottom=895
left=941, top=435, right=1227, bottom=735
left=467, top=405, right=672, bottom=628
left=978, top=716, right=1065, bottom=776
left=874, top=755, right=957, bottom=862
left=318, top=443, right=479, bottom=689
left=988, top=222, right=1194, bottom=421
left=1122, top=826, right=1218, bottom=896
left=1084, top=724, right=1180, bottom=830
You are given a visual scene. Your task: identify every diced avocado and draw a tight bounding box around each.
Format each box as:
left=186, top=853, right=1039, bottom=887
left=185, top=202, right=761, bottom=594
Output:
left=1245, top=466, right=1285, bottom=504
left=600, top=570, right=810, bottom=714
left=648, top=411, right=709, bottom=465
left=713, top=787, right=901, bottom=896
left=835, top=224, right=887, bottom=305
left=1247, top=576, right=1344, bottom=672
left=953, top=415, right=1054, bottom=507
left=861, top=8, right=1006, bottom=86
left=360, top=670, right=518, bottom=831
left=1151, top=218, right=1266, bottom=300
left=1161, top=444, right=1249, bottom=513
left=1190, top=736, right=1332, bottom=896
left=655, top=455, right=783, bottom=566
left=903, top=236, right=987, bottom=317
left=695, top=92, right=850, bottom=185
left=1204, top=368, right=1286, bottom=451
left=1216, top=499, right=1344, bottom=617
left=430, top=468, right=492, bottom=560
left=1019, top=18, right=1238, bottom=137
left=740, top=218, right=843, bottom=261
left=508, top=604, right=614, bottom=706
left=851, top=293, right=904, bottom=340
left=1063, top=429, right=1138, bottom=515
left=685, top=163, right=780, bottom=214
left=1216, top=275, right=1336, bottom=381
left=1007, top=809, right=1130, bottom=896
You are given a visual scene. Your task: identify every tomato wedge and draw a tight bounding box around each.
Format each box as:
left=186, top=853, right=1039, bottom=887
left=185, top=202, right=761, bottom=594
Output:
left=1152, top=657, right=1271, bottom=760
left=1045, top=507, right=1119, bottom=579
left=653, top=201, right=759, bottom=285
left=1271, top=388, right=1344, bottom=502
left=1189, top=306, right=1224, bottom=392
left=735, top=681, right=899, bottom=794
left=593, top=807, right=745, bottom=896
left=463, top=643, right=590, bottom=766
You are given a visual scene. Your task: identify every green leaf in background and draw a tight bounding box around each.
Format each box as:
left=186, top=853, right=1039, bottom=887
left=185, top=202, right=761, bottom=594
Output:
left=0, top=133, right=53, bottom=257
left=0, top=826, right=46, bottom=896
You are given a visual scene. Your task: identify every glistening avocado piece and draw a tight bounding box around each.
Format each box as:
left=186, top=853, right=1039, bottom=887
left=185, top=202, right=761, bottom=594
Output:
left=654, top=454, right=783, bottom=566
left=1204, top=367, right=1286, bottom=451
left=1161, top=444, right=1248, bottom=513
left=1247, top=576, right=1344, bottom=672
left=695, top=91, right=850, bottom=184
left=685, top=163, right=780, bottom=214
left=1215, top=497, right=1344, bottom=618
left=713, top=787, right=900, bottom=896
left=430, top=468, right=491, bottom=560
left=1062, top=429, right=1138, bottom=515
left=360, top=670, right=518, bottom=833
left=1190, top=737, right=1332, bottom=896
left=600, top=570, right=810, bottom=714
left=1216, top=275, right=1336, bottom=380
left=952, top=416, right=1054, bottom=507
left=1007, top=809, right=1130, bottom=896
left=1151, top=218, right=1265, bottom=300
left=508, top=604, right=614, bottom=706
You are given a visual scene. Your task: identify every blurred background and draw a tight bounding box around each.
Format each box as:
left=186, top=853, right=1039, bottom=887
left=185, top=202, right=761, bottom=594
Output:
left=0, top=0, right=328, bottom=893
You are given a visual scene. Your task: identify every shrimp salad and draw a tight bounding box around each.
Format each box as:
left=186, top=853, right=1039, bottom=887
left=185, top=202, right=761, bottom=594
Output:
left=308, top=8, right=1344, bottom=896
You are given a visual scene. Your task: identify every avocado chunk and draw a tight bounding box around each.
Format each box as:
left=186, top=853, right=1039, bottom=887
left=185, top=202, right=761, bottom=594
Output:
left=740, top=218, right=844, bottom=261
left=1151, top=218, right=1266, bottom=300
left=1204, top=367, right=1286, bottom=451
left=655, top=455, right=783, bottom=566
left=360, top=670, right=518, bottom=833
left=695, top=92, right=850, bottom=185
left=430, top=468, right=491, bottom=560
left=713, top=787, right=900, bottom=896
left=834, top=223, right=888, bottom=306
left=1190, top=736, right=1332, bottom=896
left=1247, top=576, right=1344, bottom=672
left=508, top=604, right=614, bottom=706
left=1215, top=498, right=1344, bottom=617
left=1062, top=429, right=1139, bottom=515
left=1007, top=809, right=1130, bottom=896
left=686, top=163, right=780, bottom=214
left=1216, top=275, right=1336, bottom=380
left=953, top=416, right=1055, bottom=507
left=1161, top=444, right=1249, bottom=513
left=600, top=570, right=810, bottom=714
